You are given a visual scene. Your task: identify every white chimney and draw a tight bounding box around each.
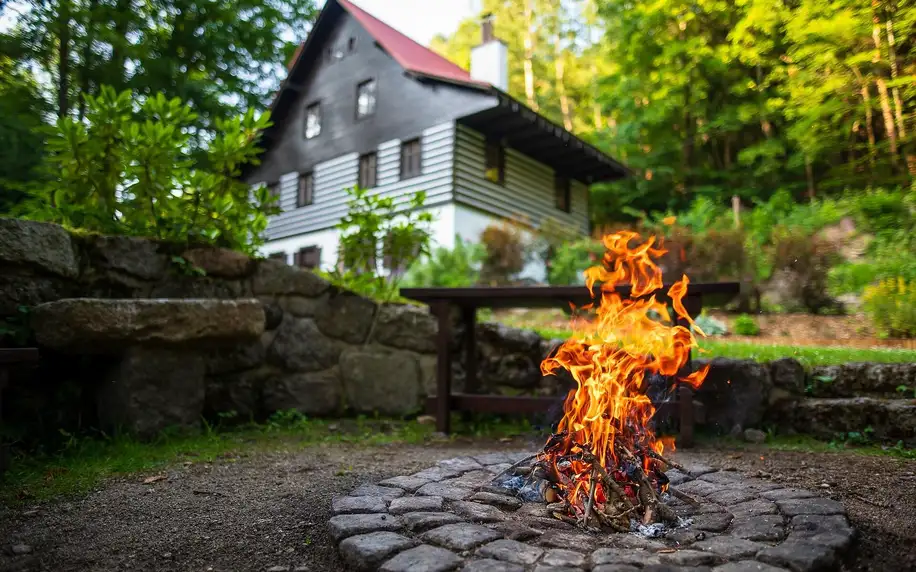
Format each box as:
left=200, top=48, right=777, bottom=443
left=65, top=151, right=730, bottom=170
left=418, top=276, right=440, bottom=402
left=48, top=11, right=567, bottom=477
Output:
left=470, top=13, right=508, bottom=91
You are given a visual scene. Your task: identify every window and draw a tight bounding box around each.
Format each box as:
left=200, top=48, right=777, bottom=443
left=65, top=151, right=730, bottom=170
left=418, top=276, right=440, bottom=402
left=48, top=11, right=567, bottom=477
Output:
left=295, top=246, right=321, bottom=269
left=484, top=139, right=505, bottom=184
left=297, top=172, right=314, bottom=207
left=356, top=79, right=377, bottom=118
left=400, top=138, right=422, bottom=180
left=268, top=252, right=287, bottom=262
left=555, top=176, right=571, bottom=213
left=348, top=37, right=356, bottom=53
left=265, top=181, right=281, bottom=208
left=304, top=102, right=321, bottom=139
left=358, top=152, right=377, bottom=189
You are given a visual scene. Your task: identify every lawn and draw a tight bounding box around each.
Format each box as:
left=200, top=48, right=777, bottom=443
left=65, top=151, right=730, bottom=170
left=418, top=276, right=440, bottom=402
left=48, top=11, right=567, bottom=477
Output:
left=526, top=325, right=916, bottom=367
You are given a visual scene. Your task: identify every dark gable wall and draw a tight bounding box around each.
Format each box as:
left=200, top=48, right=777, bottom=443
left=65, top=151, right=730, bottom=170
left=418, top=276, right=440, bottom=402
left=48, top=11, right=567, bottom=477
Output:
left=247, top=10, right=497, bottom=185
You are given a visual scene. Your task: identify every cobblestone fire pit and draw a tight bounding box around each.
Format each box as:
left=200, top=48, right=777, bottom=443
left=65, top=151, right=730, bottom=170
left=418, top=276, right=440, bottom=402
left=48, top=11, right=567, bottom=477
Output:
left=328, top=452, right=855, bottom=572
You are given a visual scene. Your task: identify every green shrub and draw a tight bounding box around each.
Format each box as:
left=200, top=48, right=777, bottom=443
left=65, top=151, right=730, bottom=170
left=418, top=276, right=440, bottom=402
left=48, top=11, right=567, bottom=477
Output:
left=693, top=313, right=728, bottom=336
left=479, top=221, right=529, bottom=285
left=863, top=278, right=916, bottom=338
left=402, top=237, right=485, bottom=288
left=325, top=186, right=434, bottom=301
left=733, top=314, right=761, bottom=336
left=548, top=238, right=607, bottom=285
left=18, top=86, right=275, bottom=255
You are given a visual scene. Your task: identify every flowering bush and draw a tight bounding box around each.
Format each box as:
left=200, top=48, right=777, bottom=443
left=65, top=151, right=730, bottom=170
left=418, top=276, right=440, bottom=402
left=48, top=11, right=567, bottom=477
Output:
left=862, top=278, right=916, bottom=338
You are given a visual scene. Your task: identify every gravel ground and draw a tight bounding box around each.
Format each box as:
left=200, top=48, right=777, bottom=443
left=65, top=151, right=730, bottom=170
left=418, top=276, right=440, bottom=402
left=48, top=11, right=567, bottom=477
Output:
left=1, top=438, right=914, bottom=572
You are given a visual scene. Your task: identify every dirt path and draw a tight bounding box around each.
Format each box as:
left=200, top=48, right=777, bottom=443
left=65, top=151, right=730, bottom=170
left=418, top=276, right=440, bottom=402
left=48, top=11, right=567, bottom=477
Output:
left=1, top=439, right=914, bottom=572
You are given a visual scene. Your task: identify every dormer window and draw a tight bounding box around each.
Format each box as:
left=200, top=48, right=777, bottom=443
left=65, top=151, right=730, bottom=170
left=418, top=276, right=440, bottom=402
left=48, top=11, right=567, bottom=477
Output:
left=356, top=79, right=377, bottom=118
left=304, top=102, right=321, bottom=139
left=348, top=37, right=356, bottom=53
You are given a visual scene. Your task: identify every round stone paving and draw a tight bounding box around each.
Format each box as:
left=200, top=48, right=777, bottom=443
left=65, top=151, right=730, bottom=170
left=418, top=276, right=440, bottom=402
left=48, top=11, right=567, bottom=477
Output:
left=328, top=452, right=855, bottom=572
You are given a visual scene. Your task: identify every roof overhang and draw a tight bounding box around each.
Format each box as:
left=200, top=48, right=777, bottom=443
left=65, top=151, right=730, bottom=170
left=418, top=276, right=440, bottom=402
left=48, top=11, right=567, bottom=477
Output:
left=457, top=91, right=630, bottom=184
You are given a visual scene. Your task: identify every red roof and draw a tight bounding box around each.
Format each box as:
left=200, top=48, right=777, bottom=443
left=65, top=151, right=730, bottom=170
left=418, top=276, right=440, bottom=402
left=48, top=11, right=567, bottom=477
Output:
left=336, top=0, right=490, bottom=88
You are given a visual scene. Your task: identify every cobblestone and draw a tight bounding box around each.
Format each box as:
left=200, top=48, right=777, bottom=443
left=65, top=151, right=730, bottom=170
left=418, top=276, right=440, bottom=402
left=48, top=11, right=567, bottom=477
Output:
left=379, top=544, right=462, bottom=572
left=328, top=513, right=402, bottom=541
left=388, top=496, right=444, bottom=515
left=338, top=532, right=416, bottom=571
left=423, top=523, right=503, bottom=551
left=331, top=496, right=387, bottom=515
left=477, top=539, right=544, bottom=565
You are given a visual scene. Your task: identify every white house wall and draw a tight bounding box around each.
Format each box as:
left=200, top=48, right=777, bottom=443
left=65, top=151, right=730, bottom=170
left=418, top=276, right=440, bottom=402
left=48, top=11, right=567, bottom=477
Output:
left=260, top=121, right=457, bottom=241
left=453, top=124, right=590, bottom=235
left=453, top=203, right=546, bottom=283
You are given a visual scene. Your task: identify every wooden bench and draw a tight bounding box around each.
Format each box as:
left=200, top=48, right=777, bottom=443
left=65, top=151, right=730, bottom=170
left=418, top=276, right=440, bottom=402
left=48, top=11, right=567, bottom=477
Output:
left=0, top=348, right=40, bottom=475
left=399, top=283, right=740, bottom=446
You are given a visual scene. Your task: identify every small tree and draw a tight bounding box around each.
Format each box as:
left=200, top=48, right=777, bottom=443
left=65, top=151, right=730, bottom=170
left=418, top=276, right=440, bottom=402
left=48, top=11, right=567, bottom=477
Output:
left=19, top=86, right=277, bottom=254
left=330, top=186, right=434, bottom=300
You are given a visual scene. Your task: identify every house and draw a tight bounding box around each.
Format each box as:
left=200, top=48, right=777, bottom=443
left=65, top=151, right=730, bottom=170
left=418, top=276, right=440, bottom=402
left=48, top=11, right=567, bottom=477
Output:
left=245, top=0, right=628, bottom=280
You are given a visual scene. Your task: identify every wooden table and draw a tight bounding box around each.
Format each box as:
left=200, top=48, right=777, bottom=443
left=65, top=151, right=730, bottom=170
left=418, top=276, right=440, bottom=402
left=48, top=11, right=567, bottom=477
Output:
left=399, top=283, right=740, bottom=446
left=0, top=348, right=40, bottom=475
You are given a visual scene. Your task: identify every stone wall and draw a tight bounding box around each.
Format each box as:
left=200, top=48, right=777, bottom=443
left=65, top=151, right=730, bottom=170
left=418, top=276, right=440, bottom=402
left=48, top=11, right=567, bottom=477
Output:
left=0, top=218, right=561, bottom=438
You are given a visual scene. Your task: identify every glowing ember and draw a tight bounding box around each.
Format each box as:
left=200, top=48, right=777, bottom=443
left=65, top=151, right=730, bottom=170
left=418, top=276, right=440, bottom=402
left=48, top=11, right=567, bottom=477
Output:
left=536, top=230, right=710, bottom=530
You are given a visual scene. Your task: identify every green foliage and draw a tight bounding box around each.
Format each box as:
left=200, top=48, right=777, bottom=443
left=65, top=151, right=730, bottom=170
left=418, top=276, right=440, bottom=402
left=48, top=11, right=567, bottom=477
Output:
left=326, top=186, right=434, bottom=301
left=0, top=56, right=48, bottom=215
left=402, top=236, right=486, bottom=288
left=548, top=238, right=607, bottom=285
left=479, top=222, right=530, bottom=285
left=0, top=305, right=32, bottom=346
left=733, top=314, right=761, bottom=336
left=17, top=87, right=275, bottom=254
left=693, top=313, right=728, bottom=336
left=862, top=277, right=916, bottom=338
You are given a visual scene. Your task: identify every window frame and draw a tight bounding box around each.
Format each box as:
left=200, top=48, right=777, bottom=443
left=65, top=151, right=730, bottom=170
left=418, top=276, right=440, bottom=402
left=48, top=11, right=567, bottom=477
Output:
left=355, top=78, right=377, bottom=119
left=554, top=175, right=572, bottom=213
left=268, top=251, right=287, bottom=262
left=484, top=139, right=505, bottom=185
left=297, top=172, right=314, bottom=207
left=358, top=152, right=378, bottom=189
left=295, top=246, right=321, bottom=270
left=400, top=138, right=422, bottom=180
left=304, top=101, right=321, bottom=139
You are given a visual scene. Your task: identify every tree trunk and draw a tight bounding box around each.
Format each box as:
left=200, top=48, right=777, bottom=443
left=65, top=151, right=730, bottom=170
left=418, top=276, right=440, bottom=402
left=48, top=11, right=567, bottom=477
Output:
left=523, top=0, right=538, bottom=111
left=871, top=2, right=899, bottom=163
left=57, top=0, right=72, bottom=118
left=851, top=65, right=877, bottom=168
left=554, top=36, right=573, bottom=131
left=805, top=156, right=816, bottom=199
left=78, top=0, right=100, bottom=120
left=109, top=0, right=133, bottom=89
left=884, top=5, right=915, bottom=177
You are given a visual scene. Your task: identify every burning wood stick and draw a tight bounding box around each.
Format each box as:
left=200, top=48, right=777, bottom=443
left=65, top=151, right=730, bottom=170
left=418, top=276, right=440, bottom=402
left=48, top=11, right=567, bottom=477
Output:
left=669, top=487, right=700, bottom=506
left=580, top=452, right=635, bottom=511
left=647, top=450, right=689, bottom=474
left=582, top=469, right=597, bottom=528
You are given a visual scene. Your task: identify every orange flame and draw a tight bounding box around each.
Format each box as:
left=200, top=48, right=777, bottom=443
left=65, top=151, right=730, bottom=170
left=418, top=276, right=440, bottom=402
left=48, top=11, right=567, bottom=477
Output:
left=541, top=230, right=708, bottom=475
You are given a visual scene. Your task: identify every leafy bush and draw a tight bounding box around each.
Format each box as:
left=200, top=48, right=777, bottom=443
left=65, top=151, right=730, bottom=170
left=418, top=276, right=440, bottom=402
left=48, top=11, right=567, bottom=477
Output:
left=862, top=278, right=916, bottom=338
left=18, top=86, right=275, bottom=254
left=326, top=186, right=434, bottom=301
left=402, top=237, right=485, bottom=288
left=693, top=313, right=728, bottom=336
left=548, top=238, right=607, bottom=285
left=733, top=314, right=761, bottom=336
left=479, top=221, right=529, bottom=285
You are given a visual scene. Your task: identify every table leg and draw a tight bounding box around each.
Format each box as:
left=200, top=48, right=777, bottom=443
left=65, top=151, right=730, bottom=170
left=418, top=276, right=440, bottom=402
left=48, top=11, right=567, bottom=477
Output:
left=462, top=306, right=478, bottom=395
left=434, top=302, right=453, bottom=435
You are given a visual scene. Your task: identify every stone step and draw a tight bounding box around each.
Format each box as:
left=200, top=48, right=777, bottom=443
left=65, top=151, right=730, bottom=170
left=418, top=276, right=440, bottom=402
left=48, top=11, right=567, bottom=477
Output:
left=772, top=396, right=916, bottom=444
left=806, top=363, right=916, bottom=399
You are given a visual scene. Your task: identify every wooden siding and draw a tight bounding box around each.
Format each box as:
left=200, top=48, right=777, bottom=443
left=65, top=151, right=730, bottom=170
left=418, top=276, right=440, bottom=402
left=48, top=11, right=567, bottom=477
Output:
left=264, top=122, right=456, bottom=240
left=453, top=125, right=590, bottom=234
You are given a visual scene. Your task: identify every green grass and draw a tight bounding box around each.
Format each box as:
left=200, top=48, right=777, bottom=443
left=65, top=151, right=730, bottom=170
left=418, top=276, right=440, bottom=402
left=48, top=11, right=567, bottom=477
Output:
left=532, top=326, right=916, bottom=366
left=702, top=432, right=916, bottom=460
left=0, top=412, right=533, bottom=506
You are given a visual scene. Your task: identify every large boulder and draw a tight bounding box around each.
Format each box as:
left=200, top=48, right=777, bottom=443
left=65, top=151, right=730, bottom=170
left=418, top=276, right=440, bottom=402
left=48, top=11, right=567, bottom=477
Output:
left=0, top=217, right=79, bottom=278
left=180, top=247, right=253, bottom=279
left=340, top=348, right=421, bottom=415
left=80, top=234, right=169, bottom=281
left=372, top=303, right=437, bottom=353
left=693, top=357, right=773, bottom=431
left=315, top=292, right=378, bottom=344
left=266, top=316, right=342, bottom=372
left=262, top=367, right=343, bottom=415
left=251, top=259, right=330, bottom=297
left=31, top=298, right=265, bottom=353
left=769, top=358, right=806, bottom=395
left=97, top=347, right=206, bottom=436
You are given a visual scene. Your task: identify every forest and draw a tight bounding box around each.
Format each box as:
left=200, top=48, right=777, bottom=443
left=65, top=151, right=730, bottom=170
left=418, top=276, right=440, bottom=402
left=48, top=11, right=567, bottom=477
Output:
left=1, top=0, right=915, bottom=336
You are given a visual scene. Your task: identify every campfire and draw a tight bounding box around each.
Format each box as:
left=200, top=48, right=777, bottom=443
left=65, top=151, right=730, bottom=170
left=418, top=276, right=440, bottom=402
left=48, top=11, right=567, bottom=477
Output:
left=498, top=230, right=710, bottom=534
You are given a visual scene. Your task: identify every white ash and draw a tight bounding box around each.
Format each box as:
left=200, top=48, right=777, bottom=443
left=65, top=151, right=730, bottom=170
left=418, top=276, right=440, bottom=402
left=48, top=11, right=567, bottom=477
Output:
left=630, top=515, right=693, bottom=539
